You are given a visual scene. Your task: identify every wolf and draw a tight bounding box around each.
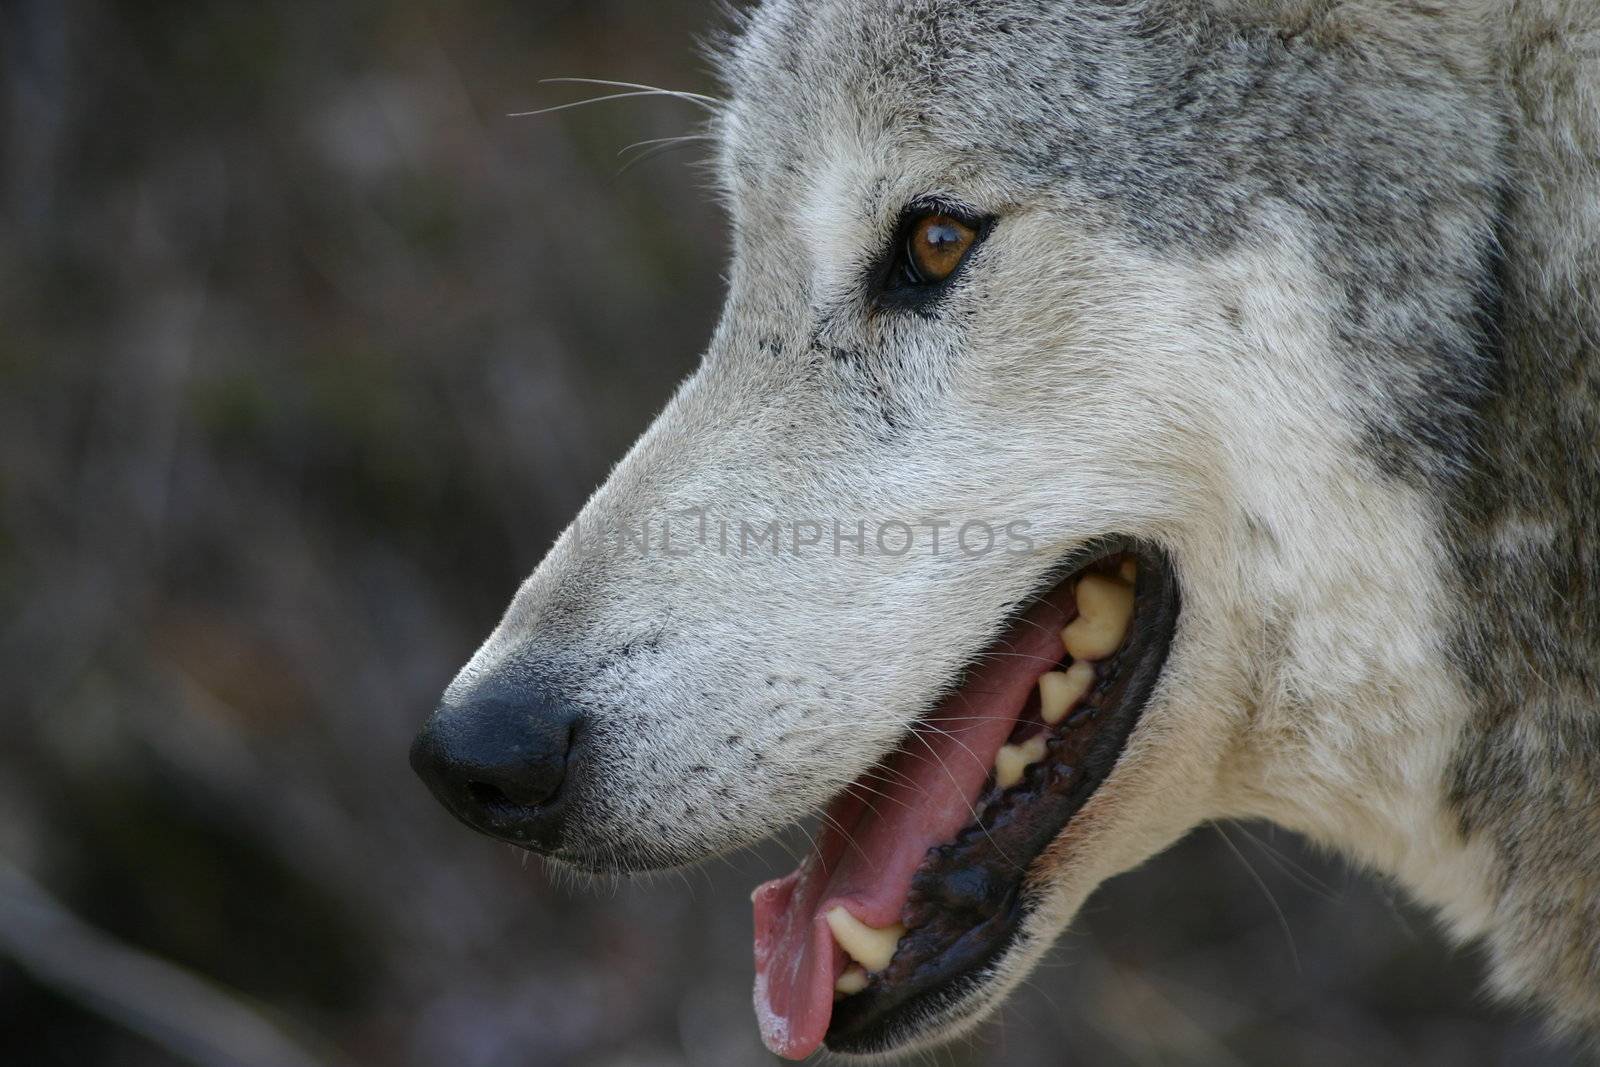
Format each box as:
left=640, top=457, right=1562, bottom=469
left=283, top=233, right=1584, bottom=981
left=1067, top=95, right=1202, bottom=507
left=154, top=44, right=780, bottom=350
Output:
left=409, top=0, right=1600, bottom=1058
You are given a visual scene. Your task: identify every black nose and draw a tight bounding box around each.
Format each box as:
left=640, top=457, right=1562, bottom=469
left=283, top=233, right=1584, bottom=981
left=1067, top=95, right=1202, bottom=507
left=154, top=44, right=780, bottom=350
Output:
left=409, top=679, right=585, bottom=851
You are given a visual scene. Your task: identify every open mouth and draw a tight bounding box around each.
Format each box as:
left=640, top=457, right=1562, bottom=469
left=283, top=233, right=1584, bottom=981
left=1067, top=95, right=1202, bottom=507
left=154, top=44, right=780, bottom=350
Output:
left=751, top=542, right=1180, bottom=1059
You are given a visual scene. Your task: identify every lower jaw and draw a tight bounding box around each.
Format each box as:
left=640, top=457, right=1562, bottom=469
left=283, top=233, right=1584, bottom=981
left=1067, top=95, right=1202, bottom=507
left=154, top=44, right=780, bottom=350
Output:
left=820, top=542, right=1182, bottom=1055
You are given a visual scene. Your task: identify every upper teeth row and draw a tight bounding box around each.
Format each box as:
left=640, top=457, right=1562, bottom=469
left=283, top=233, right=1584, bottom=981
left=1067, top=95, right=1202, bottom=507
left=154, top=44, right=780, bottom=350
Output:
left=1038, top=660, right=1096, bottom=725
left=1060, top=572, right=1135, bottom=660
left=992, top=564, right=1137, bottom=791
left=994, top=733, right=1049, bottom=789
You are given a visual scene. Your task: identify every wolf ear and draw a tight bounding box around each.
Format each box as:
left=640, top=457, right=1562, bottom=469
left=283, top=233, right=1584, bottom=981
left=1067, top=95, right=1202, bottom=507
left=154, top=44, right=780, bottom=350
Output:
left=1487, top=26, right=1599, bottom=442
left=705, top=0, right=764, bottom=93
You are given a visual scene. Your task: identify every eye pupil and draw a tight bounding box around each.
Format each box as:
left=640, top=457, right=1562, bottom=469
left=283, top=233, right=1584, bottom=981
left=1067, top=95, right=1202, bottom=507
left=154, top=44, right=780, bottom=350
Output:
left=924, top=221, right=962, bottom=247
left=905, top=213, right=977, bottom=286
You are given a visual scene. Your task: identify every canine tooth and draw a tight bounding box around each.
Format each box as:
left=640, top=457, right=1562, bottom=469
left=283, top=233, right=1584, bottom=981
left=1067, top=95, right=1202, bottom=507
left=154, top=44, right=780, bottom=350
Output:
left=994, top=734, right=1049, bottom=789
left=1038, top=661, right=1096, bottom=725
left=1119, top=557, right=1138, bottom=582
left=825, top=907, right=905, bottom=972
left=1061, top=574, right=1134, bottom=660
left=834, top=965, right=869, bottom=996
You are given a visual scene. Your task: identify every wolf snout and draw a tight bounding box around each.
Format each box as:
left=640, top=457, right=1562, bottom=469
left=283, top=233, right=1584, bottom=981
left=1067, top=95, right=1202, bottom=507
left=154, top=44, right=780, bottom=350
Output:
left=409, top=676, right=586, bottom=851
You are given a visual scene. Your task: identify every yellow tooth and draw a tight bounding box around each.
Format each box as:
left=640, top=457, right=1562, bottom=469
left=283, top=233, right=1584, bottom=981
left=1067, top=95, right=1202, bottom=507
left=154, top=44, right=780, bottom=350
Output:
left=994, top=733, right=1049, bottom=789
left=1060, top=573, right=1134, bottom=660
left=1119, top=557, right=1138, bottom=582
left=1038, top=661, right=1096, bottom=725
left=825, top=907, right=906, bottom=972
left=834, top=965, right=869, bottom=997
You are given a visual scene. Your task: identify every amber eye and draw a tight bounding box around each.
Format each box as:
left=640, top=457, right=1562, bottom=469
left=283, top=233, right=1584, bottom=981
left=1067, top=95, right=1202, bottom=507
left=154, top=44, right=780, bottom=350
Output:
left=903, top=213, right=978, bottom=285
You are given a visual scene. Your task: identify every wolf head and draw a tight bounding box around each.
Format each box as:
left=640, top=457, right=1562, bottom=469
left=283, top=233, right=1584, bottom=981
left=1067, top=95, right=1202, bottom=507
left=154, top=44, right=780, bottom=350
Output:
left=411, top=0, right=1600, bottom=1057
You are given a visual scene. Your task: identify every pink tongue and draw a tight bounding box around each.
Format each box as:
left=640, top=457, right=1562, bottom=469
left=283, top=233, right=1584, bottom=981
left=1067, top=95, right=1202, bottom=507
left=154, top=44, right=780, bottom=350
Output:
left=750, top=597, right=1074, bottom=1060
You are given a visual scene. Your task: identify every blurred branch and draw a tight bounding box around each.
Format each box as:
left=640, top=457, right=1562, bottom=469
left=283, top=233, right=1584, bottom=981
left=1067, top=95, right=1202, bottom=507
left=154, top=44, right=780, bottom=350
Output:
left=0, top=856, right=339, bottom=1067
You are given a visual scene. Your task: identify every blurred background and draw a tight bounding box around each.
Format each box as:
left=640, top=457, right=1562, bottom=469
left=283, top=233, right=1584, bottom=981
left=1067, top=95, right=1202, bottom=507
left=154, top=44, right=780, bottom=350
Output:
left=0, top=2, right=1582, bottom=1065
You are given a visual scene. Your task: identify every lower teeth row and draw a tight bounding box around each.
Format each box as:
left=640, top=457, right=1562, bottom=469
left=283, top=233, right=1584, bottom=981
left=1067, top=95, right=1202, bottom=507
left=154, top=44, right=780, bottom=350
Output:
left=828, top=906, right=905, bottom=996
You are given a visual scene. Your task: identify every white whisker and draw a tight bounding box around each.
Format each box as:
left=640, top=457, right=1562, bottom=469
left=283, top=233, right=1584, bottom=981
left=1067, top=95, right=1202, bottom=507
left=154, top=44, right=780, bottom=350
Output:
left=540, top=76, right=722, bottom=108
left=510, top=89, right=709, bottom=119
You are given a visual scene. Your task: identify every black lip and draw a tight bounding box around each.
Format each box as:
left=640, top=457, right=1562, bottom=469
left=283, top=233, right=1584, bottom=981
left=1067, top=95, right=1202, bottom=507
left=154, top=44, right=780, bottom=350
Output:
left=824, top=542, right=1182, bottom=1055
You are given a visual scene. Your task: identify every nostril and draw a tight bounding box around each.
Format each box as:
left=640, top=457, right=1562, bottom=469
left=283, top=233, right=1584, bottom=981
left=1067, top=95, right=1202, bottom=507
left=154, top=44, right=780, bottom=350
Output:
left=467, top=781, right=512, bottom=809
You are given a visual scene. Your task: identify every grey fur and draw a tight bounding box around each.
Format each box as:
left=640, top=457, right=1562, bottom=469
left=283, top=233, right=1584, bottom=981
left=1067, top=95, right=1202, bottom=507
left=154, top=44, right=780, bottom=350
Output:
left=1445, top=0, right=1600, bottom=1035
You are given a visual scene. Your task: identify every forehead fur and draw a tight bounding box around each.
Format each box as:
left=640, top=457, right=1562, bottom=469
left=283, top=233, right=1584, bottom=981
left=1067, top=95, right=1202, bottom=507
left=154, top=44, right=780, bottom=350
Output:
left=717, top=0, right=1497, bottom=219
left=715, top=0, right=1136, bottom=195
